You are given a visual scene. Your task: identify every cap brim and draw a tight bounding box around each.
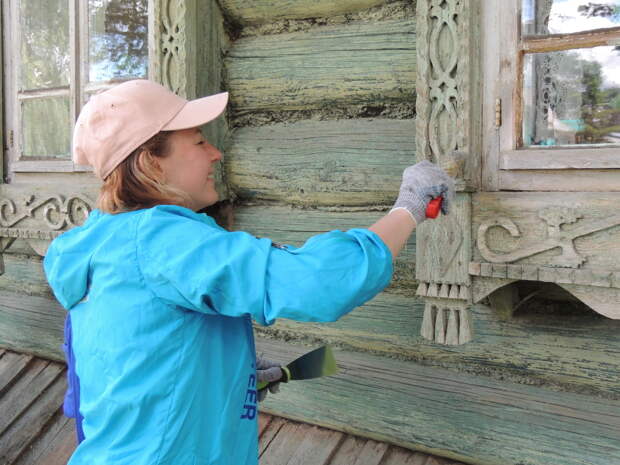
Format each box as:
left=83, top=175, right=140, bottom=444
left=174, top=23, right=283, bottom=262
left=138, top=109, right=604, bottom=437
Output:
left=162, top=92, right=228, bottom=131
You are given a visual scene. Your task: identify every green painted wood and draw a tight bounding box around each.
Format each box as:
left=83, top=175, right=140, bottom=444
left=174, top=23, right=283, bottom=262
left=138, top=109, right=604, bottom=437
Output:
left=219, top=0, right=387, bottom=25
left=233, top=205, right=417, bottom=290
left=227, top=119, right=414, bottom=206
left=0, top=291, right=65, bottom=362
left=225, top=18, right=415, bottom=113
left=0, top=253, right=53, bottom=298
left=257, top=337, right=620, bottom=465
left=255, top=293, right=620, bottom=399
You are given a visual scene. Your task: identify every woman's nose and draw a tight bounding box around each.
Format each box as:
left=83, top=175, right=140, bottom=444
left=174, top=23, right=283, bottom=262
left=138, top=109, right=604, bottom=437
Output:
left=211, top=147, right=223, bottom=162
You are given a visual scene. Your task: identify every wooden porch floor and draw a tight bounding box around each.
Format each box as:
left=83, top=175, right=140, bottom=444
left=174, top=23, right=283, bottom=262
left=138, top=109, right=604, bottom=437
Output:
left=0, top=349, right=464, bottom=465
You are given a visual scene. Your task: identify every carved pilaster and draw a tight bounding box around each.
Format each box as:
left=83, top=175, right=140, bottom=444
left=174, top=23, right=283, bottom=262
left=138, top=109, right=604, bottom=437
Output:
left=416, top=0, right=480, bottom=189
left=150, top=0, right=198, bottom=98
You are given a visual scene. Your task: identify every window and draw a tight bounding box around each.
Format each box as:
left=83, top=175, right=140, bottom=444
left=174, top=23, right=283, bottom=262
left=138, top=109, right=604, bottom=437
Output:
left=483, top=0, right=620, bottom=191
left=3, top=0, right=149, bottom=174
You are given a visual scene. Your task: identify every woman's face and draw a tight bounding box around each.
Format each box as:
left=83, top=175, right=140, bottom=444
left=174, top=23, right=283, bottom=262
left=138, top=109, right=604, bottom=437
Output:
left=158, top=127, right=222, bottom=211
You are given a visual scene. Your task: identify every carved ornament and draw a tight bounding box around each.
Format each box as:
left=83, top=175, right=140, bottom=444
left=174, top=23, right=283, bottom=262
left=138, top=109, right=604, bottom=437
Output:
left=0, top=195, right=92, bottom=259
left=477, top=207, right=620, bottom=268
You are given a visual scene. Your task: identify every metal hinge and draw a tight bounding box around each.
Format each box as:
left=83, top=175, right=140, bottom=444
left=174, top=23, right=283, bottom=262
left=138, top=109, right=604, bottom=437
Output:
left=495, top=99, right=502, bottom=127
left=9, top=130, right=14, bottom=148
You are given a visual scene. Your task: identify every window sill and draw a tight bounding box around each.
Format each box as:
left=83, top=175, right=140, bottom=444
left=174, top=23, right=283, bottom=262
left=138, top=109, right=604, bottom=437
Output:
left=500, top=148, right=620, bottom=170
left=11, top=161, right=93, bottom=173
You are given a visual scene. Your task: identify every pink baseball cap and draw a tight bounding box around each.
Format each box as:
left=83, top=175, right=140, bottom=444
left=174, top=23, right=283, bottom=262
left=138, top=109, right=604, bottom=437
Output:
left=73, top=79, right=228, bottom=179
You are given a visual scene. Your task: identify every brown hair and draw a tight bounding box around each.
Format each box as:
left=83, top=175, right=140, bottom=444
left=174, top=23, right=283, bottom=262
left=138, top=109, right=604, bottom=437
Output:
left=97, top=131, right=191, bottom=214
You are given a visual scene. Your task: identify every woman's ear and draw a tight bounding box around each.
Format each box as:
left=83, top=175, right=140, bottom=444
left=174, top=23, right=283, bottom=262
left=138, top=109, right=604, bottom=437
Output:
left=137, top=149, right=166, bottom=182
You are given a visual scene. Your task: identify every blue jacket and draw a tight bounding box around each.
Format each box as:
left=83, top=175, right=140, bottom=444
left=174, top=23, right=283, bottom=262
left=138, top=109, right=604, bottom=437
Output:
left=43, top=204, right=393, bottom=465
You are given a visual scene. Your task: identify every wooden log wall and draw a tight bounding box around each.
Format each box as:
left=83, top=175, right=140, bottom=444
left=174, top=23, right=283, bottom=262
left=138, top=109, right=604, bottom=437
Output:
left=214, top=2, right=620, bottom=463
left=1, top=1, right=618, bottom=463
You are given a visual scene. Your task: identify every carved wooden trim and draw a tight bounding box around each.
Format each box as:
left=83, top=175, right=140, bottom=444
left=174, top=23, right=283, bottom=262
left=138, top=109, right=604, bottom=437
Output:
left=476, top=207, right=620, bottom=268
left=0, top=194, right=93, bottom=260
left=150, top=0, right=197, bottom=98
left=416, top=0, right=480, bottom=189
left=470, top=262, right=620, bottom=290
left=416, top=281, right=471, bottom=301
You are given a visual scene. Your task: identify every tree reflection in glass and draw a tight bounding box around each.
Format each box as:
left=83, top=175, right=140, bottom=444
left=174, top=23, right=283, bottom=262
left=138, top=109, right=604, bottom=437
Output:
left=523, top=46, right=620, bottom=146
left=89, top=0, right=148, bottom=82
left=19, top=0, right=70, bottom=90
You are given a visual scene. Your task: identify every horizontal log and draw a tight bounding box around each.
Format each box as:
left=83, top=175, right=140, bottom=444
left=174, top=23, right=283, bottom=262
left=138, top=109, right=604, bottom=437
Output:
left=233, top=205, right=417, bottom=290
left=0, top=254, right=53, bottom=298
left=225, top=18, right=415, bottom=113
left=257, top=336, right=620, bottom=465
left=255, top=292, right=620, bottom=399
left=219, top=0, right=388, bottom=25
left=227, top=119, right=414, bottom=205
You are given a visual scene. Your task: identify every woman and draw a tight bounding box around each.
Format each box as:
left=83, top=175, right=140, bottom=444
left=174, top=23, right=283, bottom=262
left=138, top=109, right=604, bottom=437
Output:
left=44, top=79, right=454, bottom=465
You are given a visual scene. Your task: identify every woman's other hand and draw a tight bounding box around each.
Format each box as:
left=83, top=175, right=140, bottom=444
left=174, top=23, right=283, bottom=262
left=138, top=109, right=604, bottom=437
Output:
left=256, top=355, right=282, bottom=402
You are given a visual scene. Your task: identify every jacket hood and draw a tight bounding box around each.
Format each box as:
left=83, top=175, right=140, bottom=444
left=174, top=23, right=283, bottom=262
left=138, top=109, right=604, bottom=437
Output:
left=43, top=210, right=106, bottom=310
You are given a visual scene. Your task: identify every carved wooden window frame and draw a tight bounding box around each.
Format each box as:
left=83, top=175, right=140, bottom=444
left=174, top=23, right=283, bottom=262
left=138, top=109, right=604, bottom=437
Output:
left=2, top=0, right=153, bottom=175
left=481, top=0, right=620, bottom=192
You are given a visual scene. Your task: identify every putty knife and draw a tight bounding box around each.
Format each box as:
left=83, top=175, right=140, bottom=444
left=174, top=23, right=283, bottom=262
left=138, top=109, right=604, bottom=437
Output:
left=257, top=345, right=338, bottom=391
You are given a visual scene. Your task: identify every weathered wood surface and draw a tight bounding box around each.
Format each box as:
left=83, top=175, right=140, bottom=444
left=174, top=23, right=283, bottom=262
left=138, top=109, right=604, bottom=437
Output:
left=499, top=169, right=620, bottom=191
left=255, top=293, right=620, bottom=398
left=415, top=194, right=471, bottom=285
left=257, top=337, right=620, bottom=465
left=219, top=0, right=388, bottom=25
left=227, top=119, right=414, bottom=206
left=257, top=413, right=463, bottom=465
left=473, top=192, right=620, bottom=272
left=500, top=148, right=620, bottom=170
left=225, top=18, right=415, bottom=113
left=0, top=291, right=65, bottom=361
left=233, top=205, right=417, bottom=290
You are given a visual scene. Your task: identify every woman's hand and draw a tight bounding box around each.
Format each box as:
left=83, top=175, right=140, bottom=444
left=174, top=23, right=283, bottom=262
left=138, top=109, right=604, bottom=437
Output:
left=256, top=355, right=282, bottom=402
left=390, top=160, right=455, bottom=226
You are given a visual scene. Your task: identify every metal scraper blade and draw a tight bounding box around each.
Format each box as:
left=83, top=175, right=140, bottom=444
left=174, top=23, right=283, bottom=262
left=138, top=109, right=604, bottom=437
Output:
left=285, top=345, right=338, bottom=381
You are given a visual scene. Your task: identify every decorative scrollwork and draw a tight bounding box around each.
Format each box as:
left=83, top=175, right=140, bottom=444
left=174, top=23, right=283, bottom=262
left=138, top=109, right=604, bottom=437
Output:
left=417, top=0, right=463, bottom=163
left=158, top=0, right=188, bottom=97
left=477, top=207, right=620, bottom=268
left=0, top=195, right=92, bottom=230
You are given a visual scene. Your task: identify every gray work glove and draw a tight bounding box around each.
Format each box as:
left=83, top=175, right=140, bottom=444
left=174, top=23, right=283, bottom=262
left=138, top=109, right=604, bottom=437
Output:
left=256, top=355, right=282, bottom=402
left=390, top=160, right=455, bottom=225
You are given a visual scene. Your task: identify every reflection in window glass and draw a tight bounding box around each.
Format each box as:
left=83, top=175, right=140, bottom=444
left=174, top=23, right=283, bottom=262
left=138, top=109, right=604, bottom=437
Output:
left=88, top=0, right=148, bottom=82
left=22, top=97, right=71, bottom=158
left=522, top=46, right=620, bottom=146
left=522, top=0, right=620, bottom=35
left=19, top=0, right=70, bottom=90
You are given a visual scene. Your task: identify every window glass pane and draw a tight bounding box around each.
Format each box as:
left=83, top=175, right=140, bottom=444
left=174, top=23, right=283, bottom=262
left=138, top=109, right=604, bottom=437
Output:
left=21, top=97, right=71, bottom=158
left=88, top=0, right=149, bottom=82
left=522, top=0, right=620, bottom=35
left=19, top=0, right=70, bottom=90
left=522, top=46, right=620, bottom=146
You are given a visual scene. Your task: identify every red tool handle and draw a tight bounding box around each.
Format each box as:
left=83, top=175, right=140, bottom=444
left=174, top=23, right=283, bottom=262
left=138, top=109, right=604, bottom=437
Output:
left=426, top=197, right=443, bottom=219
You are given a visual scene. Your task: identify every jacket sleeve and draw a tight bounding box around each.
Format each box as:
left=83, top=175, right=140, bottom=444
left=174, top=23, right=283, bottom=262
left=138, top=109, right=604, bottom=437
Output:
left=136, top=206, right=393, bottom=325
